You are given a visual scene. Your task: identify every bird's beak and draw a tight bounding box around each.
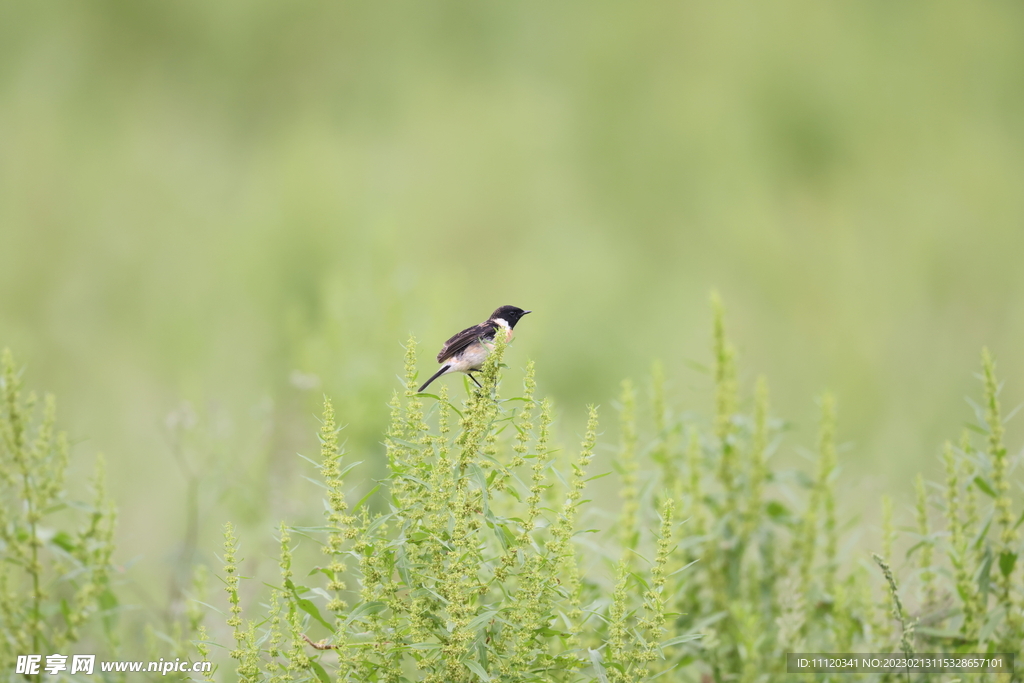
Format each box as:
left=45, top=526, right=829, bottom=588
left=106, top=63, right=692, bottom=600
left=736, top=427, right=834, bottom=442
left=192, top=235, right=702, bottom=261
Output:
left=524, top=310, right=532, bottom=315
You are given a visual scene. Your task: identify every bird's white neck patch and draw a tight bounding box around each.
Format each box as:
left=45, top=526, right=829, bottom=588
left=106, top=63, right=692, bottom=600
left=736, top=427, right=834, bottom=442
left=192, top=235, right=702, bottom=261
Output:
left=494, top=318, right=509, bottom=329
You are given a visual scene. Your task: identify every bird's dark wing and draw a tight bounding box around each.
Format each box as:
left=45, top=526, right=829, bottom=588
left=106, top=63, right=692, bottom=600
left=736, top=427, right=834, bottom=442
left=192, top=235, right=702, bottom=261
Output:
left=436, top=321, right=498, bottom=363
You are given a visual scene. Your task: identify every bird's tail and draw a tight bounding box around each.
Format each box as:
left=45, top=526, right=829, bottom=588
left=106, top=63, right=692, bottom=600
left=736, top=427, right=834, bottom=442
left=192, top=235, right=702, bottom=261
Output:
left=418, top=365, right=450, bottom=393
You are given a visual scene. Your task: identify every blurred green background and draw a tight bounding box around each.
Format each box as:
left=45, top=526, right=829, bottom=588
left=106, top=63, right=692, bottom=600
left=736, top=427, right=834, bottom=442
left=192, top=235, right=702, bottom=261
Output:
left=3, top=0, right=1024, bottom=610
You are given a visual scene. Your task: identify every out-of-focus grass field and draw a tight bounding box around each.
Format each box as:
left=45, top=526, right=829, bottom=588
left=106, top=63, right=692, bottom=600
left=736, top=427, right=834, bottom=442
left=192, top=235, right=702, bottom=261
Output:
left=2, top=1, right=1023, bottom=606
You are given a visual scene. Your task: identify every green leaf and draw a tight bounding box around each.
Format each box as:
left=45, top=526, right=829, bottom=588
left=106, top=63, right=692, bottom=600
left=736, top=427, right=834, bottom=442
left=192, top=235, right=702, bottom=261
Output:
left=309, top=587, right=333, bottom=602
left=285, top=579, right=333, bottom=631
left=668, top=559, right=700, bottom=577
left=974, top=476, right=997, bottom=498
left=765, top=501, right=790, bottom=521
left=396, top=545, right=412, bottom=586
left=979, top=605, right=1006, bottom=643
left=336, top=460, right=363, bottom=479
left=551, top=467, right=570, bottom=491
left=963, top=422, right=987, bottom=436
left=307, top=566, right=335, bottom=580
left=443, top=401, right=464, bottom=418
left=534, top=626, right=569, bottom=637
left=41, top=502, right=68, bottom=516
left=99, top=588, right=118, bottom=611
left=392, top=437, right=431, bottom=451
left=464, top=659, right=492, bottom=681
left=973, top=514, right=994, bottom=551
left=492, top=522, right=516, bottom=551
left=363, top=513, right=390, bottom=537
left=295, top=597, right=334, bottom=633
left=904, top=540, right=926, bottom=560
left=346, top=601, right=387, bottom=623
left=407, top=642, right=442, bottom=651
left=660, top=633, right=703, bottom=647
left=50, top=531, right=76, bottom=552
left=999, top=551, right=1017, bottom=577
left=354, top=484, right=380, bottom=512
left=589, top=649, right=609, bottom=683
left=469, top=463, right=488, bottom=493
left=466, top=609, right=501, bottom=632
left=295, top=452, right=321, bottom=467
left=309, top=660, right=331, bottom=683
left=99, top=588, right=119, bottom=635
left=977, top=549, right=993, bottom=600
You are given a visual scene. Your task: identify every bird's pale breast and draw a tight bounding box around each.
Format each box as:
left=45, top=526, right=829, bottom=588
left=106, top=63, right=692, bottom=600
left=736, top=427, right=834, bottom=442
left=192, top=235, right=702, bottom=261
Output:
left=448, top=342, right=490, bottom=372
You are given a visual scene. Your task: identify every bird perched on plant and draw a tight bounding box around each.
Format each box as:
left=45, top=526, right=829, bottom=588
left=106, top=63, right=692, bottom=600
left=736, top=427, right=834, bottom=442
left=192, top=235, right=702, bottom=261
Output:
left=418, top=305, right=532, bottom=393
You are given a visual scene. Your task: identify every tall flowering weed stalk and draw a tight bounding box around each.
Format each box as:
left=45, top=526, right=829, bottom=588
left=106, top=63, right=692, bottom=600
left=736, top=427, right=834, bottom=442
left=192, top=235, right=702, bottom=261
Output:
left=0, top=349, right=118, bottom=668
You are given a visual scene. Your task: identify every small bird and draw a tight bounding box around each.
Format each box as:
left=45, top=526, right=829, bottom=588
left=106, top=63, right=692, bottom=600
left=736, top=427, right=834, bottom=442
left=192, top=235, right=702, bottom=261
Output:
left=418, top=305, right=532, bottom=393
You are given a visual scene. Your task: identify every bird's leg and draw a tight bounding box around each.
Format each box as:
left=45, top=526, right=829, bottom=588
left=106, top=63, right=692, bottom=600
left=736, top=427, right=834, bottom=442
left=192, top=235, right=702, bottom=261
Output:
left=468, top=371, right=483, bottom=388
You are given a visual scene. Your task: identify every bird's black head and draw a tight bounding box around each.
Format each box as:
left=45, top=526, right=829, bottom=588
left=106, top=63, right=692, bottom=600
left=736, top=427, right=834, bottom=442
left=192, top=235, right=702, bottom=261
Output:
left=489, top=305, right=531, bottom=328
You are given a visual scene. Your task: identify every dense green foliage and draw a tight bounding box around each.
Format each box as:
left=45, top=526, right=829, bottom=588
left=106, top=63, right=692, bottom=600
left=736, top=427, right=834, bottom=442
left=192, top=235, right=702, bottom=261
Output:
left=209, top=305, right=1024, bottom=682
left=0, top=350, right=117, bottom=670
left=4, top=300, right=1024, bottom=680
